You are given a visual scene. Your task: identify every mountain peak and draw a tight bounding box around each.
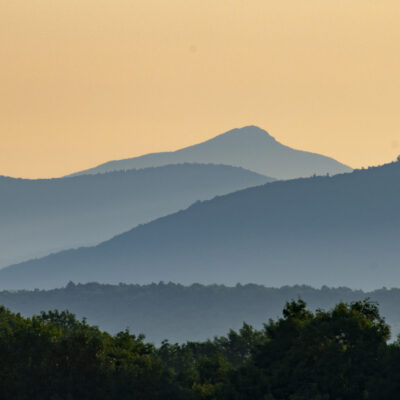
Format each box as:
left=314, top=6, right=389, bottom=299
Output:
left=221, top=125, right=276, bottom=141
left=69, top=125, right=352, bottom=179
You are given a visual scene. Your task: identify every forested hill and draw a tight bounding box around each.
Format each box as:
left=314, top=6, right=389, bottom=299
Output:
left=1, top=160, right=398, bottom=290
left=1, top=282, right=400, bottom=344
left=70, top=125, right=352, bottom=179
left=1, top=299, right=400, bottom=399
left=0, top=163, right=271, bottom=268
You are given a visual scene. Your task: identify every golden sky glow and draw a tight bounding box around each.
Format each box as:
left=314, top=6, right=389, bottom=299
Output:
left=1, top=0, right=400, bottom=178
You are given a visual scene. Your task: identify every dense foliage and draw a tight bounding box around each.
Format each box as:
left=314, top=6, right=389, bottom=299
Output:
left=2, top=282, right=400, bottom=343
left=1, top=300, right=400, bottom=399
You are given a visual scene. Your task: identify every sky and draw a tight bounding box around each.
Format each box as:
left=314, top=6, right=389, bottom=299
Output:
left=1, top=0, right=400, bottom=178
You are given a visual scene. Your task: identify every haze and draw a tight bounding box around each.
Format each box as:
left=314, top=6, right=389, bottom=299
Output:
left=1, top=0, right=400, bottom=178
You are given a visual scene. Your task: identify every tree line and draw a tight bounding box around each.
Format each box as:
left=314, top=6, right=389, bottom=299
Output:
left=1, top=299, right=400, bottom=399
left=2, top=282, right=400, bottom=343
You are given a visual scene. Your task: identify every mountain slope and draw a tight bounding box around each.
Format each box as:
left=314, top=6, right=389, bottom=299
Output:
left=1, top=161, right=398, bottom=291
left=70, top=126, right=352, bottom=179
left=0, top=163, right=272, bottom=268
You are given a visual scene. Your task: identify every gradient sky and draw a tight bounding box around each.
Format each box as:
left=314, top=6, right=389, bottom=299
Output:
left=1, top=0, right=400, bottom=178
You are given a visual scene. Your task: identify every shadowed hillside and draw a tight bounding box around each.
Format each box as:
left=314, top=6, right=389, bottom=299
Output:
left=71, top=126, right=352, bottom=179
left=0, top=163, right=272, bottom=268
left=0, top=160, right=398, bottom=290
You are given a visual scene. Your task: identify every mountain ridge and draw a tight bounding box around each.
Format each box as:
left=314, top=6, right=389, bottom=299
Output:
left=0, top=163, right=272, bottom=268
left=1, top=160, right=398, bottom=291
left=69, top=126, right=352, bottom=179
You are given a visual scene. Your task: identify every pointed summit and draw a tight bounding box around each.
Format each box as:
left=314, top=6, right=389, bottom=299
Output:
left=223, top=125, right=273, bottom=136
left=214, top=125, right=277, bottom=141
left=232, top=125, right=274, bottom=137
left=70, top=126, right=352, bottom=179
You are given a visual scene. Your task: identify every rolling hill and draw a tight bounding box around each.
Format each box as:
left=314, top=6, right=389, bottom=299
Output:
left=0, top=163, right=272, bottom=268
left=1, top=160, right=398, bottom=291
left=70, top=126, right=352, bottom=179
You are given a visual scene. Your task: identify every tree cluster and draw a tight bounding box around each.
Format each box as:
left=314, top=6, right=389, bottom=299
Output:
left=1, top=299, right=399, bottom=399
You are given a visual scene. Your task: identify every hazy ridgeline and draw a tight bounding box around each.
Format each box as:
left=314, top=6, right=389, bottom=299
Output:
left=0, top=163, right=271, bottom=268
left=71, top=126, right=351, bottom=179
left=1, top=159, right=398, bottom=290
left=2, top=282, right=400, bottom=344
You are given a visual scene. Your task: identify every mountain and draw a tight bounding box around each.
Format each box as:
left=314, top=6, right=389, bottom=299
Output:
left=1, top=282, right=400, bottom=344
left=1, top=160, right=398, bottom=291
left=0, top=163, right=272, bottom=268
left=70, top=126, right=352, bottom=179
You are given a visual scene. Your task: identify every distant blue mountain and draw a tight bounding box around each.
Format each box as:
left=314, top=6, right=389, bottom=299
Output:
left=0, top=163, right=272, bottom=268
left=70, top=126, right=352, bottom=179
left=1, top=160, right=398, bottom=291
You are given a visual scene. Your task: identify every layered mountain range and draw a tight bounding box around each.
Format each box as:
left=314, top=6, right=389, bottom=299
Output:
left=70, top=126, right=352, bottom=179
left=0, top=125, right=352, bottom=271
left=1, top=159, right=398, bottom=291
left=0, top=163, right=272, bottom=268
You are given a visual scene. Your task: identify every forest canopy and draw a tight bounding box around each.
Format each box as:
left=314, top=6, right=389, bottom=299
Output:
left=1, top=299, right=400, bottom=399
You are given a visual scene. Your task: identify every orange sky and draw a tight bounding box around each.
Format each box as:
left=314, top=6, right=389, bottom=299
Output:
left=1, top=0, right=400, bottom=178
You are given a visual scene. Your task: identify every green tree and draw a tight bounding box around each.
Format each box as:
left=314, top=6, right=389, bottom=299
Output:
left=231, top=300, right=390, bottom=400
